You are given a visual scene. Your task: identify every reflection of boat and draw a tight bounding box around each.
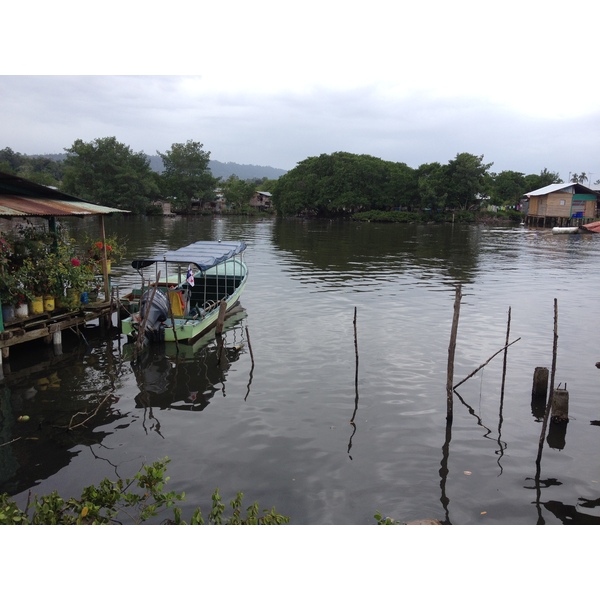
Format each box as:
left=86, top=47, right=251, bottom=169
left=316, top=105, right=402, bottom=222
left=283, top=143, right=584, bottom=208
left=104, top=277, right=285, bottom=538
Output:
left=121, top=241, right=248, bottom=344
left=128, top=313, right=248, bottom=413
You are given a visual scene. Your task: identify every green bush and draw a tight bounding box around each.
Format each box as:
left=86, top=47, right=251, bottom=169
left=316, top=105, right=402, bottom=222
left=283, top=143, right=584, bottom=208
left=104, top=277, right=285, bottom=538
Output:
left=0, top=458, right=290, bottom=525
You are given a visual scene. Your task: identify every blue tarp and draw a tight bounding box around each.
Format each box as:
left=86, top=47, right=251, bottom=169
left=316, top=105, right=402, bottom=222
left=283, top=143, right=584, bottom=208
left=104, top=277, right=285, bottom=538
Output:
left=131, top=240, right=247, bottom=272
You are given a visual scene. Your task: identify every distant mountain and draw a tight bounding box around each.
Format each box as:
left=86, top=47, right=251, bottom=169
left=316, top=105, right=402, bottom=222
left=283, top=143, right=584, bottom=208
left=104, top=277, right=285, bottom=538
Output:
left=33, top=153, right=287, bottom=181
left=207, top=159, right=287, bottom=181
left=148, top=155, right=286, bottom=180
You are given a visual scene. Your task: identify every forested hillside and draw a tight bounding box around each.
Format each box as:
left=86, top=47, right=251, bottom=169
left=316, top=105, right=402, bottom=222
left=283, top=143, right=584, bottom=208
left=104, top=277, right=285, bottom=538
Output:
left=37, top=153, right=286, bottom=180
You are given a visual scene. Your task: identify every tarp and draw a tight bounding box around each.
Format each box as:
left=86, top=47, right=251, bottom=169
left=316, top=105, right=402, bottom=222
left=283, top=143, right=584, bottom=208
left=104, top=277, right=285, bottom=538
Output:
left=131, top=240, right=247, bottom=271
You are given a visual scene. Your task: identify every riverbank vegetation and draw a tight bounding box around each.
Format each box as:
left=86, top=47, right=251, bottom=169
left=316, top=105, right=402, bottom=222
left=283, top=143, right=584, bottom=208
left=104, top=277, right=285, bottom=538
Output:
left=272, top=151, right=561, bottom=218
left=0, top=458, right=290, bottom=525
left=0, top=141, right=570, bottom=219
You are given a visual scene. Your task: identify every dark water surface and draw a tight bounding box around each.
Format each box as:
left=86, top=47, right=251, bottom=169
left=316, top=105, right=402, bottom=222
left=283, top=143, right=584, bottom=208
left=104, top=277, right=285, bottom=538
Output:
left=2, top=216, right=600, bottom=525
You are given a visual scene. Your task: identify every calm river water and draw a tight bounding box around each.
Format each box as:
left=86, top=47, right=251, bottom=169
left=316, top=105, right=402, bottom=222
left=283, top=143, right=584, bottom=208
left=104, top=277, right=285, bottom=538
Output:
left=1, top=215, right=600, bottom=525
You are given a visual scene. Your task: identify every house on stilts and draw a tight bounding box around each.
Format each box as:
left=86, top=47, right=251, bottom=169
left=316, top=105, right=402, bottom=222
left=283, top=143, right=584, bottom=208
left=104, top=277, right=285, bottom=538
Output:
left=523, top=182, right=599, bottom=228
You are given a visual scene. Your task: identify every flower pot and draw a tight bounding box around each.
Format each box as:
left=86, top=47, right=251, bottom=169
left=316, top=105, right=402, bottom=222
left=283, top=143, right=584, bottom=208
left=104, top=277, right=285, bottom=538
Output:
left=29, top=296, right=44, bottom=315
left=2, top=304, right=15, bottom=322
left=58, top=288, right=80, bottom=311
left=96, top=259, right=111, bottom=274
left=43, top=296, right=55, bottom=311
left=15, top=303, right=29, bottom=319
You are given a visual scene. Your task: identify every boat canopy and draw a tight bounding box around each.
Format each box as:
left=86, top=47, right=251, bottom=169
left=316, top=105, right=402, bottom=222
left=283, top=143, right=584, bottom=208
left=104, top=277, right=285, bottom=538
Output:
left=131, top=240, right=247, bottom=271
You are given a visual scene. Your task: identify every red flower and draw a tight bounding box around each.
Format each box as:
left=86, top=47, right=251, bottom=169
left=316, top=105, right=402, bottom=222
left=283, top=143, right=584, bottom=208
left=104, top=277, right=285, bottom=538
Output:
left=71, top=258, right=81, bottom=267
left=95, top=242, right=103, bottom=250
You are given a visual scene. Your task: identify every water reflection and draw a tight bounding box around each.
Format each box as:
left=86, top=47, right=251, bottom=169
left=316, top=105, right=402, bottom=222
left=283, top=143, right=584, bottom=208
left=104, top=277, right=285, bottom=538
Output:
left=270, top=219, right=483, bottom=288
left=126, top=315, right=245, bottom=418
left=126, top=310, right=250, bottom=432
left=0, top=328, right=124, bottom=496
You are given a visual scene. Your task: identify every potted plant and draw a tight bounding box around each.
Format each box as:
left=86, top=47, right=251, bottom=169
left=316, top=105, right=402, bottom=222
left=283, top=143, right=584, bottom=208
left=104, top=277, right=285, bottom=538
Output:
left=43, top=238, right=98, bottom=310
left=86, top=235, right=125, bottom=274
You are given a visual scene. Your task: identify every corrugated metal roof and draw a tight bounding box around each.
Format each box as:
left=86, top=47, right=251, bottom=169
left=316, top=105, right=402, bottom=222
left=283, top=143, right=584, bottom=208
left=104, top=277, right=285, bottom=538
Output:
left=0, top=194, right=128, bottom=217
left=0, top=171, right=129, bottom=217
left=525, top=183, right=597, bottom=197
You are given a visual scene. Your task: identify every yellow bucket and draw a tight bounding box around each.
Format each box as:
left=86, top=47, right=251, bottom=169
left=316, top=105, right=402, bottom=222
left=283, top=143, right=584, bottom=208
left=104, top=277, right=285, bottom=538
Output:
left=30, top=296, right=44, bottom=315
left=43, top=296, right=55, bottom=311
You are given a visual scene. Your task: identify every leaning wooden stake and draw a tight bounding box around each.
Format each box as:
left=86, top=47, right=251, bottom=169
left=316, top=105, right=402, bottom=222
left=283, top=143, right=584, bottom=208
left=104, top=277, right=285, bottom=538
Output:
left=536, top=298, right=559, bottom=468
left=453, top=338, right=521, bottom=389
left=446, top=284, right=462, bottom=422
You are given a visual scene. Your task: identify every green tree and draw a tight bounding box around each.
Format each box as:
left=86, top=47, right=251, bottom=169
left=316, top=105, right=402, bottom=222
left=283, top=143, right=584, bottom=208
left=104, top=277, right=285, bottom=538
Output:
left=273, top=152, right=398, bottom=217
left=0, top=147, right=26, bottom=173
left=221, top=175, right=256, bottom=211
left=523, top=168, right=562, bottom=192
left=385, top=162, right=419, bottom=210
left=445, top=152, right=493, bottom=211
left=62, top=137, right=159, bottom=213
left=490, top=170, right=526, bottom=206
left=158, top=140, right=217, bottom=212
left=416, top=162, right=448, bottom=211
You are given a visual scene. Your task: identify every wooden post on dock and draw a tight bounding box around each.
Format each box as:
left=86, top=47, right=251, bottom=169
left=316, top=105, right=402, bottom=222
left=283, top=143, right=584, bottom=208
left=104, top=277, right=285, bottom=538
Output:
left=215, top=300, right=227, bottom=335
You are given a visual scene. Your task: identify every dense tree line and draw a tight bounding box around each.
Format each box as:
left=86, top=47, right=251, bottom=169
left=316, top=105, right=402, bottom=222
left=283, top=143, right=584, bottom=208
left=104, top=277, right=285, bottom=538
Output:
left=0, top=139, right=224, bottom=214
left=0, top=142, right=583, bottom=218
left=272, top=151, right=565, bottom=217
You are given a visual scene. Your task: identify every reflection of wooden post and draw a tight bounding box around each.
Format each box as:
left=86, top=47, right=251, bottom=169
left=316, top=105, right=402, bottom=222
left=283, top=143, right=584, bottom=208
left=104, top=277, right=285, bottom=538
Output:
left=216, top=300, right=227, bottom=335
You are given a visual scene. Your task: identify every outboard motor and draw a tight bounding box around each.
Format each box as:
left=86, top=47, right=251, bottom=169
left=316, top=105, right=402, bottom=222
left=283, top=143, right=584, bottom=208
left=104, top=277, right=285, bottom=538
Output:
left=139, top=288, right=170, bottom=342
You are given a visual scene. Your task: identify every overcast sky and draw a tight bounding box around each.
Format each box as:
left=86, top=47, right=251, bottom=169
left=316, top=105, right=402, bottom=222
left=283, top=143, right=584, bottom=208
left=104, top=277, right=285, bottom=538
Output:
left=2, top=1, right=599, bottom=182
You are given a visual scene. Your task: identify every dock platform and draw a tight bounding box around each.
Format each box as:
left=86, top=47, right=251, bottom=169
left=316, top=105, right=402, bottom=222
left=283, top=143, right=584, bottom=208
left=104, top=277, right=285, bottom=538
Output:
left=0, top=301, right=118, bottom=365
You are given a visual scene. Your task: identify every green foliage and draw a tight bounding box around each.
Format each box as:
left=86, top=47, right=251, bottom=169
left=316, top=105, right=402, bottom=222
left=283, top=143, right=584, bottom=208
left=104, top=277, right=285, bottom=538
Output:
left=3, top=226, right=99, bottom=299
left=374, top=511, right=402, bottom=525
left=352, top=210, right=422, bottom=223
left=487, top=170, right=526, bottom=206
left=523, top=168, right=562, bottom=192
left=445, top=152, right=493, bottom=211
left=221, top=175, right=256, bottom=212
left=158, top=140, right=218, bottom=212
left=0, top=458, right=290, bottom=525
left=273, top=151, right=496, bottom=217
left=274, top=152, right=407, bottom=217
left=62, top=137, right=160, bottom=213
left=0, top=148, right=63, bottom=186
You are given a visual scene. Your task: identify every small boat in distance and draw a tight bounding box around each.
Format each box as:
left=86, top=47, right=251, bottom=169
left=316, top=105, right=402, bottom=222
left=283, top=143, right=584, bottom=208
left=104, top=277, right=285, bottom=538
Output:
left=552, top=222, right=600, bottom=234
left=552, top=226, right=581, bottom=234
left=120, top=240, right=248, bottom=344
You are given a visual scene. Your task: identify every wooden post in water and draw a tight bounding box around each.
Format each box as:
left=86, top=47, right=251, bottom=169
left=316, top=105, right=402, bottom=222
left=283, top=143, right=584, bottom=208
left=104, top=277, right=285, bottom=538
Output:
left=551, top=387, right=569, bottom=422
left=536, top=299, right=559, bottom=469
left=532, top=367, right=549, bottom=400
left=446, top=284, right=462, bottom=422
left=215, top=300, right=227, bottom=335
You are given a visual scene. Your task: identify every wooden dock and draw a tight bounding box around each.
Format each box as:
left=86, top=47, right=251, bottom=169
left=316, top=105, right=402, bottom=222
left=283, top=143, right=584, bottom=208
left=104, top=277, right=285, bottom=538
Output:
left=0, top=300, right=118, bottom=365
